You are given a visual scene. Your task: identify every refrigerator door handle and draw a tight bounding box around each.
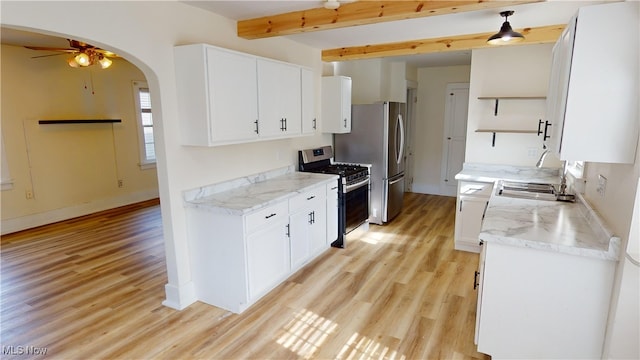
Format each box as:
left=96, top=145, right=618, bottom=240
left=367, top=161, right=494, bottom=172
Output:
left=389, top=175, right=404, bottom=185
left=396, top=113, right=405, bottom=164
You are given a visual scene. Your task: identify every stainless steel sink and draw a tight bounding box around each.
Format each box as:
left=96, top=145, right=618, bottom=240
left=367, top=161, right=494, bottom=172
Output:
left=496, top=180, right=558, bottom=201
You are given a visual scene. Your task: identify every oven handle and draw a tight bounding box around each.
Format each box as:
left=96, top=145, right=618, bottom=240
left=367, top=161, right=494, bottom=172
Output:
left=344, top=177, right=370, bottom=193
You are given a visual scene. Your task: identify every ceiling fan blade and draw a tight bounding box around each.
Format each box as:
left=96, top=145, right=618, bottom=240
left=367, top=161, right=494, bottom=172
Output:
left=31, top=53, right=74, bottom=59
left=24, top=46, right=76, bottom=52
left=93, top=49, right=120, bottom=58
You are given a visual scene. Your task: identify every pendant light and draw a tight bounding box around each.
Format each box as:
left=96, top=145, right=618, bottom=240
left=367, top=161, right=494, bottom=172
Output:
left=487, top=10, right=525, bottom=45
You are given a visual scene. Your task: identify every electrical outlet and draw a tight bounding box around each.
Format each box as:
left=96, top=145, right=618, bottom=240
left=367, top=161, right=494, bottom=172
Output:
left=118, top=179, right=124, bottom=188
left=597, top=174, right=607, bottom=197
left=25, top=190, right=33, bottom=199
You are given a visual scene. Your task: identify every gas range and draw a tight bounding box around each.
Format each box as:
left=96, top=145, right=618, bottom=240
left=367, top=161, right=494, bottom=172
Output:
left=298, top=146, right=370, bottom=187
left=298, top=145, right=370, bottom=248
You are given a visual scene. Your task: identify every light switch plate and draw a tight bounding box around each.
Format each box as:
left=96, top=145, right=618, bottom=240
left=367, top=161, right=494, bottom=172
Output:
left=597, top=174, right=607, bottom=197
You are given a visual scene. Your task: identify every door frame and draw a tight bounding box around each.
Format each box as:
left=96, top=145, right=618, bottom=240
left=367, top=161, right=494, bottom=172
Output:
left=440, top=82, right=470, bottom=196
left=404, top=81, right=418, bottom=192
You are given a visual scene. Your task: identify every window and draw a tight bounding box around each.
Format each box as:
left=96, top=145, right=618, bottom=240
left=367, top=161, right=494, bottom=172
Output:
left=133, top=81, right=155, bottom=169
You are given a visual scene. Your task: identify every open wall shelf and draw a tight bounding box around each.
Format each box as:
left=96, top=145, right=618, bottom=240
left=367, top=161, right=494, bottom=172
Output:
left=478, top=96, right=546, bottom=116
left=39, top=119, right=122, bottom=125
left=475, top=129, right=538, bottom=147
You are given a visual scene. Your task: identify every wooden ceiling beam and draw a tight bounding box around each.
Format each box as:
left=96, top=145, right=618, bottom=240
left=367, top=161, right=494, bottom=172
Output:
left=238, top=0, right=545, bottom=39
left=321, top=24, right=564, bottom=61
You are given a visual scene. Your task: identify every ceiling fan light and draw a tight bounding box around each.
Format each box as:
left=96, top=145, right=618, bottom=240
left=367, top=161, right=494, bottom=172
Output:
left=98, top=56, right=112, bottom=69
left=324, top=0, right=340, bottom=10
left=67, top=57, right=80, bottom=68
left=75, top=52, right=91, bottom=66
left=487, top=11, right=525, bottom=45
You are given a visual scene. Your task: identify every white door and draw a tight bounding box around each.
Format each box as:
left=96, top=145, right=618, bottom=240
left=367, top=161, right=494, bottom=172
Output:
left=441, top=83, right=469, bottom=196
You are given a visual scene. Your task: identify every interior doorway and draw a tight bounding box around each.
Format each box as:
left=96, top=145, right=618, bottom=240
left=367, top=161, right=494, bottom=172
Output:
left=440, top=83, right=469, bottom=196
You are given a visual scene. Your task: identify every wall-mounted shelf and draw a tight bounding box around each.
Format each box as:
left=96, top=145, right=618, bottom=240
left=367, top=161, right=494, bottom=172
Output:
left=39, top=119, right=122, bottom=125
left=478, top=96, right=546, bottom=116
left=475, top=129, right=538, bottom=147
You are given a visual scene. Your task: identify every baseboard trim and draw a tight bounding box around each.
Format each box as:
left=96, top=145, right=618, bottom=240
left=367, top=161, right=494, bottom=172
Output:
left=411, top=183, right=456, bottom=197
left=1, top=189, right=160, bottom=235
left=163, top=281, right=197, bottom=310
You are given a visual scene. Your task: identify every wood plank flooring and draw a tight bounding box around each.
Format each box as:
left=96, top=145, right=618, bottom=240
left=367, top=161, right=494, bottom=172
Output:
left=1, top=193, right=490, bottom=359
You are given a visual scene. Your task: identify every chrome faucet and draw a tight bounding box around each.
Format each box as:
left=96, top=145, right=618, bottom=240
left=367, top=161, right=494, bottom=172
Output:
left=535, top=149, right=575, bottom=202
left=536, top=150, right=551, bottom=168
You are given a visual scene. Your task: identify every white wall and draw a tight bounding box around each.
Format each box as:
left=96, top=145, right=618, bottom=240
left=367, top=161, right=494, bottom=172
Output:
left=465, top=44, right=561, bottom=167
left=1, top=1, right=332, bottom=310
left=335, top=58, right=407, bottom=104
left=1, top=44, right=159, bottom=234
left=412, top=65, right=470, bottom=195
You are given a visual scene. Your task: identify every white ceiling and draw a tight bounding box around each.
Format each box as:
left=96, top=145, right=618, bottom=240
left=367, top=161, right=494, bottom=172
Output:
left=1, top=1, right=605, bottom=68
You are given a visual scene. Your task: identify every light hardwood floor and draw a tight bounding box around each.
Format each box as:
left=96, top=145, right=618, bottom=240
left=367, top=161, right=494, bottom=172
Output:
left=1, top=193, right=490, bottom=359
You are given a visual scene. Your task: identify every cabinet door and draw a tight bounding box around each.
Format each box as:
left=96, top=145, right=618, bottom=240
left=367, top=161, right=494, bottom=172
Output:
left=474, top=240, right=487, bottom=345
left=310, top=205, right=327, bottom=255
left=340, top=77, right=352, bottom=132
left=290, top=210, right=311, bottom=270
left=544, top=16, right=575, bottom=156
left=455, top=196, right=488, bottom=251
left=326, top=182, right=339, bottom=245
left=301, top=68, right=317, bottom=134
left=257, top=59, right=302, bottom=138
left=206, top=47, right=259, bottom=144
left=246, top=220, right=290, bottom=300
left=321, top=76, right=352, bottom=133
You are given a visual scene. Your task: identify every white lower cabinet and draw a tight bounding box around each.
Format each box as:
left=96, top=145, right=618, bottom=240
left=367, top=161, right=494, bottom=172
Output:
left=246, top=217, right=290, bottom=300
left=289, top=187, right=327, bottom=271
left=454, top=181, right=492, bottom=253
left=475, top=241, right=616, bottom=359
left=187, top=181, right=334, bottom=313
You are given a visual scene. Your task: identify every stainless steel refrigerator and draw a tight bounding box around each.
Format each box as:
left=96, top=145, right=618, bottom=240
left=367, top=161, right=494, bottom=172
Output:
left=334, top=102, right=406, bottom=225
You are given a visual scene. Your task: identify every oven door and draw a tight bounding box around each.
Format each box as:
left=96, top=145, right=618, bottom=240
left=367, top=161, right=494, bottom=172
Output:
left=344, top=178, right=369, bottom=234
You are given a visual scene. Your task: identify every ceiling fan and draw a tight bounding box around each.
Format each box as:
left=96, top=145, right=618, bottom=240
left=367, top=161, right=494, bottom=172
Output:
left=25, top=39, right=118, bottom=69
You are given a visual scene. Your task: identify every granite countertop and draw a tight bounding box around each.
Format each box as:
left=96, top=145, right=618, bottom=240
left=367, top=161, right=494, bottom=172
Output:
left=480, top=184, right=620, bottom=261
left=455, top=163, right=561, bottom=184
left=183, top=166, right=338, bottom=215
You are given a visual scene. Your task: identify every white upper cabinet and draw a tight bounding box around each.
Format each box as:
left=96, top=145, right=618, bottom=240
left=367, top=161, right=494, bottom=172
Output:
left=257, top=59, right=302, bottom=138
left=545, top=1, right=639, bottom=164
left=174, top=44, right=312, bottom=146
left=301, top=68, right=317, bottom=134
left=321, top=76, right=352, bottom=133
left=175, top=45, right=259, bottom=146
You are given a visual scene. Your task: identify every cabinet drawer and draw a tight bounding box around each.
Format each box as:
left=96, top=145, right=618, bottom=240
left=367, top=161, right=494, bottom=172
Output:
left=289, top=187, right=324, bottom=213
left=459, top=181, right=493, bottom=197
left=246, top=202, right=289, bottom=234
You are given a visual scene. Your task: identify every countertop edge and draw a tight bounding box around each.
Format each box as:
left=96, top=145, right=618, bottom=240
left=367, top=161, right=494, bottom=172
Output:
left=183, top=173, right=339, bottom=216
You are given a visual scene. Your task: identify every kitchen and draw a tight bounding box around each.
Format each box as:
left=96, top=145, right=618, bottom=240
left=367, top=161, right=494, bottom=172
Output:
left=1, top=1, right=638, bottom=359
